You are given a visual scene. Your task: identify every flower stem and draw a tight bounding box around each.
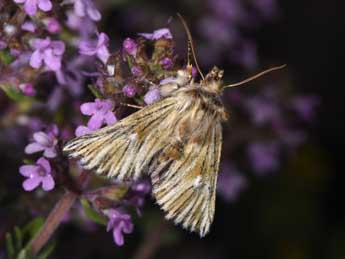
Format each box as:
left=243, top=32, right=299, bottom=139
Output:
left=27, top=171, right=89, bottom=257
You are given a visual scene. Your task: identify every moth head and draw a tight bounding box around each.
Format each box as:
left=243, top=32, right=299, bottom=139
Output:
left=201, top=66, right=224, bottom=95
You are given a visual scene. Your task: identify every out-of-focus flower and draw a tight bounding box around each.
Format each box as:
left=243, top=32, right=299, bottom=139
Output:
left=126, top=180, right=151, bottom=215
left=245, top=96, right=279, bottom=126
left=144, top=88, right=161, bottom=105
left=21, top=21, right=36, bottom=32
left=217, top=163, right=247, bottom=202
left=138, top=28, right=173, bottom=40
left=19, top=83, right=36, bottom=96
left=291, top=95, right=320, bottom=122
left=106, top=209, right=134, bottom=246
left=19, top=157, right=55, bottom=191
left=122, top=38, right=137, bottom=57
left=0, top=40, right=7, bottom=50
left=25, top=127, right=58, bottom=158
left=131, top=66, right=143, bottom=77
left=30, top=37, right=65, bottom=71
left=122, top=84, right=136, bottom=98
left=73, top=0, right=101, bottom=21
left=13, top=0, right=52, bottom=16
left=159, top=57, right=173, bottom=69
left=250, top=0, right=279, bottom=19
left=75, top=99, right=116, bottom=136
left=79, top=32, right=110, bottom=64
left=247, top=141, right=280, bottom=174
left=231, top=41, right=257, bottom=69
left=209, top=0, right=245, bottom=22
left=43, top=17, right=61, bottom=33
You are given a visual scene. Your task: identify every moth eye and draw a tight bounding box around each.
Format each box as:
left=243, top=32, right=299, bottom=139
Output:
left=193, top=175, right=203, bottom=188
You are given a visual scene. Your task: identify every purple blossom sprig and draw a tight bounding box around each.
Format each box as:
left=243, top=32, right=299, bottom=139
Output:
left=19, top=157, right=55, bottom=191
left=76, top=98, right=117, bottom=136
left=30, top=37, right=65, bottom=71
left=79, top=32, right=110, bottom=64
left=14, top=0, right=53, bottom=16
left=25, top=126, right=59, bottom=158
left=105, top=209, right=134, bottom=246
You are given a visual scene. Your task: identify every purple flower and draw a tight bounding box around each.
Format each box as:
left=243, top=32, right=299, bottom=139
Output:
left=21, top=21, right=36, bottom=32
left=0, top=40, right=7, bottom=50
left=106, top=209, right=134, bottom=246
left=75, top=99, right=117, bottom=136
left=291, top=95, right=320, bottom=122
left=30, top=37, right=65, bottom=71
left=19, top=157, right=55, bottom=191
left=79, top=32, right=110, bottom=64
left=126, top=180, right=151, bottom=215
left=144, top=88, right=161, bottom=105
left=217, top=164, right=247, bottom=202
left=43, top=17, right=60, bottom=33
left=131, top=66, right=143, bottom=77
left=247, top=141, right=280, bottom=174
left=122, top=84, right=136, bottom=98
left=245, top=96, right=279, bottom=126
left=73, top=0, right=101, bottom=21
left=14, top=0, right=52, bottom=16
left=138, top=28, right=173, bottom=40
left=123, top=38, right=137, bottom=56
left=19, top=83, right=36, bottom=96
left=231, top=40, right=257, bottom=69
left=159, top=57, right=173, bottom=69
left=25, top=127, right=58, bottom=158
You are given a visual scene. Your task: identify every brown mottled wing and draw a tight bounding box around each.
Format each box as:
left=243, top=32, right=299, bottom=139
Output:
left=63, top=97, right=177, bottom=181
left=151, top=120, right=222, bottom=237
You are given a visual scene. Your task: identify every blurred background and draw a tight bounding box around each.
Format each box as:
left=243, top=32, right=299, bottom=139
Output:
left=1, top=0, right=344, bottom=258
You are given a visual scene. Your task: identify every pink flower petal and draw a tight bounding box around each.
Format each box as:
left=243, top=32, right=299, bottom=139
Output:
left=24, top=0, right=38, bottom=16
left=43, top=48, right=61, bottom=71
left=25, top=143, right=45, bottom=154
left=30, top=50, right=43, bottom=69
left=33, top=131, right=50, bottom=145
left=23, top=176, right=42, bottom=191
left=38, top=0, right=52, bottom=12
left=86, top=5, right=101, bottom=21
left=113, top=226, right=125, bottom=246
left=37, top=157, right=51, bottom=173
left=51, top=41, right=65, bottom=55
left=43, top=147, right=57, bottom=158
left=42, top=175, right=55, bottom=191
left=19, top=165, right=38, bottom=177
left=80, top=102, right=96, bottom=115
left=87, top=113, right=103, bottom=130
left=104, top=112, right=117, bottom=125
left=97, top=45, right=110, bottom=64
left=75, top=125, right=92, bottom=136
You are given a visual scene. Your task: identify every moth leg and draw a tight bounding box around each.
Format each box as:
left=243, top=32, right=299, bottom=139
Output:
left=120, top=103, right=144, bottom=109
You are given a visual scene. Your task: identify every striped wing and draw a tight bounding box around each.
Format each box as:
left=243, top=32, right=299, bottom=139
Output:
left=152, top=120, right=222, bottom=237
left=63, top=97, right=177, bottom=181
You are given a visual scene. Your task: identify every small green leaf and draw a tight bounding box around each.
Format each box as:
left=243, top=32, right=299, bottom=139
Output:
left=14, top=226, right=23, bottom=252
left=81, top=198, right=107, bottom=225
left=5, top=232, right=15, bottom=259
left=0, top=50, right=14, bottom=65
left=87, top=84, right=103, bottom=99
left=22, top=217, right=44, bottom=237
left=36, top=240, right=56, bottom=259
left=17, top=249, right=28, bottom=259
left=0, top=84, right=33, bottom=102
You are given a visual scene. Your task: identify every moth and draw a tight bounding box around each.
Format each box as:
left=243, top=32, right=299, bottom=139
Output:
left=63, top=14, right=285, bottom=237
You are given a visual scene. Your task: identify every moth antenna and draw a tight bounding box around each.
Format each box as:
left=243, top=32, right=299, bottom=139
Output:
left=223, top=64, right=287, bottom=89
left=177, top=13, right=205, bottom=80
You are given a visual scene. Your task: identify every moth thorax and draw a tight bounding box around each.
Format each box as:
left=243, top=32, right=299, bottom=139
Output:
left=176, top=70, right=191, bottom=86
left=204, top=80, right=222, bottom=95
